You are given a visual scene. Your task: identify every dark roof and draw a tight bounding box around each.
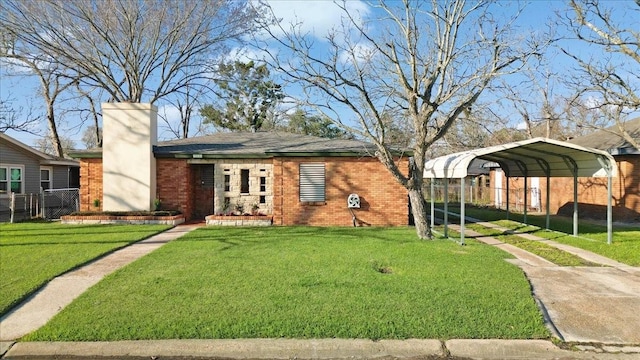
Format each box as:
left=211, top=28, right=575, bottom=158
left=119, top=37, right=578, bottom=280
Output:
left=155, top=132, right=378, bottom=158
left=568, top=118, right=640, bottom=155
left=70, top=132, right=401, bottom=159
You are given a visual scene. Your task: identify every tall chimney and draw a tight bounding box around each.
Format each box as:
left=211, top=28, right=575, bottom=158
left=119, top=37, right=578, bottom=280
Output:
left=101, top=103, right=157, bottom=211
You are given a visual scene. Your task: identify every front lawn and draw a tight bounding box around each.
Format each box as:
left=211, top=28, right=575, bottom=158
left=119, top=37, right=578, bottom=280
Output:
left=0, top=222, right=170, bottom=315
left=26, top=227, right=549, bottom=341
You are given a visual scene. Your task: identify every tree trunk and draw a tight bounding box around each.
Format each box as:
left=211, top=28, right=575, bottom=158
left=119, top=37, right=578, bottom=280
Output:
left=47, top=107, right=64, bottom=157
left=409, top=186, right=433, bottom=240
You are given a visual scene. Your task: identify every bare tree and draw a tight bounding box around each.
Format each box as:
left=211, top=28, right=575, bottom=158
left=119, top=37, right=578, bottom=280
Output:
left=0, top=0, right=263, bottom=104
left=159, top=83, right=208, bottom=140
left=491, top=64, right=578, bottom=141
left=259, top=0, right=546, bottom=239
left=561, top=0, right=640, bottom=150
left=0, top=50, right=76, bottom=156
left=74, top=84, right=104, bottom=148
left=35, top=134, right=75, bottom=156
left=0, top=96, right=40, bottom=134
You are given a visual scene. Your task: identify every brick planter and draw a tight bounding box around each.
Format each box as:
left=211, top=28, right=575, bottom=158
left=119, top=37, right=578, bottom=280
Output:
left=61, top=214, right=185, bottom=225
left=206, top=215, right=273, bottom=226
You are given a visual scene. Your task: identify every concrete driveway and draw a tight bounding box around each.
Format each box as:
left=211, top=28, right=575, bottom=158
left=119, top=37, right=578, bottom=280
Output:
left=522, top=265, right=640, bottom=344
left=459, top=223, right=640, bottom=344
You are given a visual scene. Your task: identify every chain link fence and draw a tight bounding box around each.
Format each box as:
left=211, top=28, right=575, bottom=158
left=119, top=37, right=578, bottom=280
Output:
left=0, top=188, right=79, bottom=223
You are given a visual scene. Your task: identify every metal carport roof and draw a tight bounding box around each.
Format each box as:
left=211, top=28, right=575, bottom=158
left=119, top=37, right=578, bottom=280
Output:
left=423, top=137, right=617, bottom=244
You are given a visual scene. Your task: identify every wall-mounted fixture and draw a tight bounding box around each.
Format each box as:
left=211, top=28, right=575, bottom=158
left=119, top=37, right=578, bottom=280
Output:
left=347, top=193, right=360, bottom=209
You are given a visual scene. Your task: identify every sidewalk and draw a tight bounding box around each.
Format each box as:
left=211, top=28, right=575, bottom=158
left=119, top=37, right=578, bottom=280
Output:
left=0, top=223, right=202, bottom=341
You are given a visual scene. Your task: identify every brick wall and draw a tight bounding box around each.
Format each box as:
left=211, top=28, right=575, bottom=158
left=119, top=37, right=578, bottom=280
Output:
left=156, top=159, right=193, bottom=219
left=547, top=155, right=639, bottom=221
left=79, top=155, right=412, bottom=225
left=490, top=155, right=639, bottom=222
left=79, top=159, right=103, bottom=211
left=273, top=156, right=409, bottom=226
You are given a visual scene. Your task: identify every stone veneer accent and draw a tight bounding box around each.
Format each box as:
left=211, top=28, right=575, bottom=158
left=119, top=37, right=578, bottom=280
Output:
left=205, top=215, right=272, bottom=226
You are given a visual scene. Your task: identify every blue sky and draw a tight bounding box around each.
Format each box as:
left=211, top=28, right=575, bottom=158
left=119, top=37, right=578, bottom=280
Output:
left=0, top=0, right=636, bottom=149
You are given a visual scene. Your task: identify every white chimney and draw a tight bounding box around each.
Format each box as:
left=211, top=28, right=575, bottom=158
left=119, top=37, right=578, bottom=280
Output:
left=101, top=103, right=157, bottom=211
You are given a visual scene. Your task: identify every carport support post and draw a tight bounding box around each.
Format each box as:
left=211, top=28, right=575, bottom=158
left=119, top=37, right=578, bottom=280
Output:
left=460, top=177, right=466, bottom=245
left=430, top=180, right=435, bottom=230
left=607, top=173, right=612, bottom=245
left=573, top=173, right=578, bottom=237
left=546, top=175, right=550, bottom=230
left=505, top=175, right=510, bottom=221
left=523, top=173, right=528, bottom=225
left=444, top=179, right=449, bottom=237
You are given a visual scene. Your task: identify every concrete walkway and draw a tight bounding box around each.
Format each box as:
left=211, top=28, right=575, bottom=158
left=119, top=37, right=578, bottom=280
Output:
left=448, top=222, right=640, bottom=344
left=0, top=223, right=202, bottom=341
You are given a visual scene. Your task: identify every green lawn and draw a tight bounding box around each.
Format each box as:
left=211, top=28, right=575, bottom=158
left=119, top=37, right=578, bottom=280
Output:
left=433, top=204, right=640, bottom=266
left=0, top=222, right=170, bottom=315
left=25, top=227, right=549, bottom=341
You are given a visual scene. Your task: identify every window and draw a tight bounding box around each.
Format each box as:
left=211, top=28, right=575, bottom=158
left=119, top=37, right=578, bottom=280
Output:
left=40, top=167, right=52, bottom=191
left=259, top=195, right=266, bottom=204
left=299, top=163, right=325, bottom=202
left=224, top=174, right=231, bottom=192
left=0, top=168, right=6, bottom=194
left=0, top=166, right=23, bottom=194
left=240, top=169, right=250, bottom=194
left=260, top=176, right=266, bottom=192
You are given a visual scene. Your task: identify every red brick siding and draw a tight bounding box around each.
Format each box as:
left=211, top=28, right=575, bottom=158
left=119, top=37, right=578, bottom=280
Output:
left=490, top=155, right=639, bottom=221
left=272, top=156, right=409, bottom=226
left=79, top=159, right=103, bottom=211
left=156, top=159, right=193, bottom=219
left=78, top=155, right=411, bottom=225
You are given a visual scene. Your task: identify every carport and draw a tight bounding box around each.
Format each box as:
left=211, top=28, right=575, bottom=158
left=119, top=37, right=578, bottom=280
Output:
left=423, top=137, right=617, bottom=244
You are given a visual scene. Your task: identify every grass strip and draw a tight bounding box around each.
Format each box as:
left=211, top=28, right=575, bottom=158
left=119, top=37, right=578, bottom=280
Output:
left=433, top=204, right=640, bottom=266
left=25, top=227, right=549, bottom=340
left=0, top=222, right=170, bottom=315
left=465, top=223, right=598, bottom=267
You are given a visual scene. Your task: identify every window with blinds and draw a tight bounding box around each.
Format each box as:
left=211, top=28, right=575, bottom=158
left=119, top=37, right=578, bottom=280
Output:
left=299, top=163, right=325, bottom=202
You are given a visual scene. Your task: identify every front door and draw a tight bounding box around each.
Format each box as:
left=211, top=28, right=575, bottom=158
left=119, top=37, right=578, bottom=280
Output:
left=193, top=165, right=214, bottom=220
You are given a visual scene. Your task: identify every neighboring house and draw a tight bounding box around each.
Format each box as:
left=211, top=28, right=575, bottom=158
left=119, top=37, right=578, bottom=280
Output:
left=490, top=118, right=640, bottom=222
left=0, top=132, right=79, bottom=195
left=70, top=103, right=410, bottom=226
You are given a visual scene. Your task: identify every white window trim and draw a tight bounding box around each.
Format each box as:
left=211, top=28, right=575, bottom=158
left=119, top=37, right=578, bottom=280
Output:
left=40, top=166, right=53, bottom=192
left=0, top=164, right=25, bottom=196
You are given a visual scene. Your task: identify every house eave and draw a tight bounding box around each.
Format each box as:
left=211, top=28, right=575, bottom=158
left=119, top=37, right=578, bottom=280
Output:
left=41, top=159, right=79, bottom=166
left=69, top=150, right=411, bottom=160
left=68, top=151, right=103, bottom=159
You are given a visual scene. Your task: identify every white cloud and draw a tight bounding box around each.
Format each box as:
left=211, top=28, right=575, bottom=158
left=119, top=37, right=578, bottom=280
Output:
left=263, top=0, right=371, bottom=40
left=516, top=121, right=528, bottom=130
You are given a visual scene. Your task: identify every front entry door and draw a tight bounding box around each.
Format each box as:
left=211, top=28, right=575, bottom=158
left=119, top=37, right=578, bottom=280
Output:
left=193, top=165, right=214, bottom=220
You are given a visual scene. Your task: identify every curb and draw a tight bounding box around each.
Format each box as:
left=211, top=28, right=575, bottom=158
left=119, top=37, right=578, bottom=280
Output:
left=3, top=339, right=640, bottom=359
